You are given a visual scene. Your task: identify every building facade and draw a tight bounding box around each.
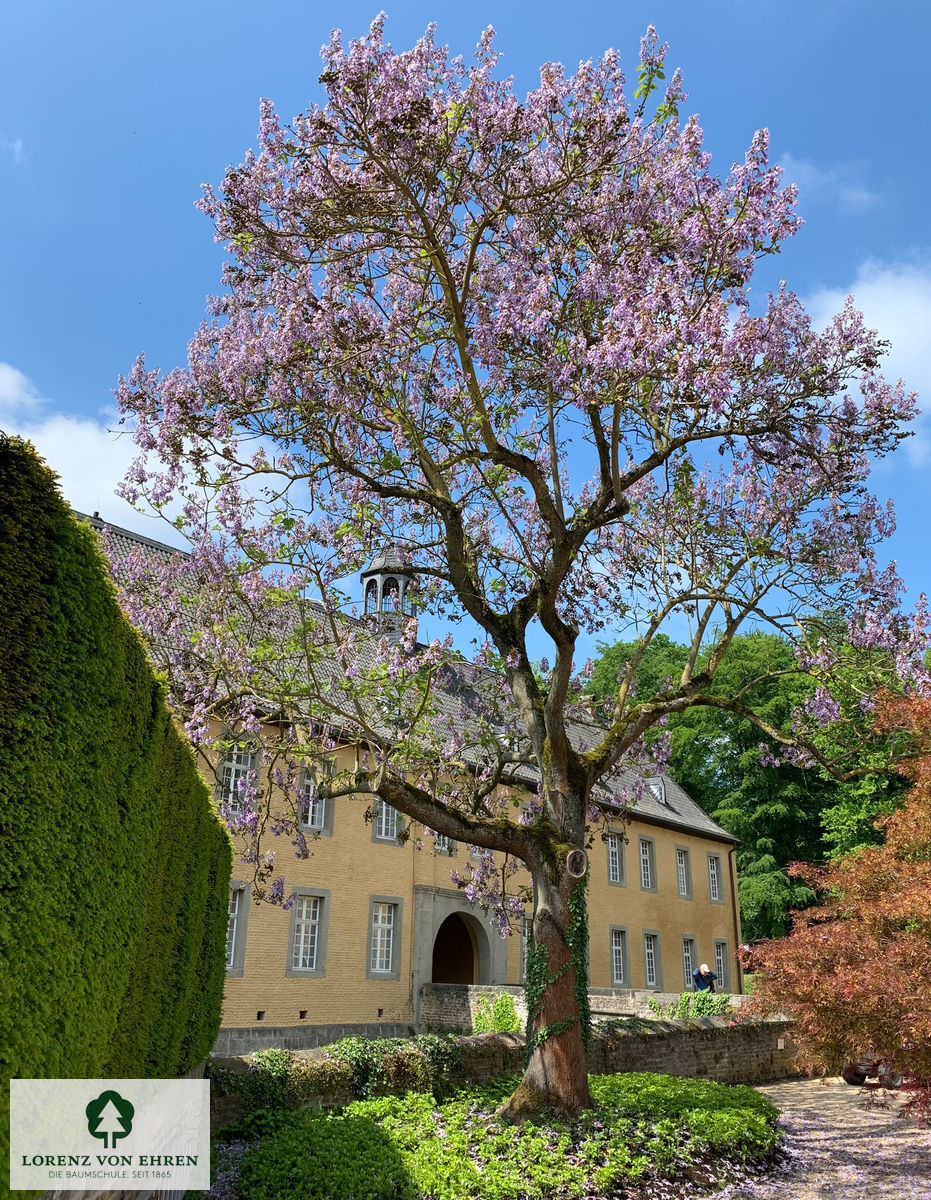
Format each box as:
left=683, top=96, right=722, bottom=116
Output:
left=220, top=748, right=741, bottom=1037
left=83, top=514, right=742, bottom=1044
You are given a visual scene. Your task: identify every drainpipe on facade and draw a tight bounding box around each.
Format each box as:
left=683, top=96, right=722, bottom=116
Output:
left=727, top=846, right=743, bottom=993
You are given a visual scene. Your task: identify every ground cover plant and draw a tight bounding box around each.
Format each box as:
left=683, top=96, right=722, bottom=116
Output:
left=206, top=1072, right=778, bottom=1200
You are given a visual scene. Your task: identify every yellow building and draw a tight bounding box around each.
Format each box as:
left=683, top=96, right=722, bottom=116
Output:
left=220, top=751, right=741, bottom=1039
left=87, top=515, right=742, bottom=1048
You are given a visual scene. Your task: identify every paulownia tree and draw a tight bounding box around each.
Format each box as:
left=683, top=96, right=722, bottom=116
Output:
left=749, top=693, right=931, bottom=1106
left=115, top=20, right=925, bottom=1115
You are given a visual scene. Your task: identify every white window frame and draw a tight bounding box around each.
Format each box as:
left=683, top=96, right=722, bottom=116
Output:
left=644, top=776, right=666, bottom=805
left=714, top=939, right=729, bottom=990
left=373, top=799, right=400, bottom=843
left=682, top=936, right=696, bottom=989
left=639, top=837, right=656, bottom=891
left=606, top=831, right=624, bottom=885
left=610, top=927, right=629, bottom=986
left=370, top=902, right=396, bottom=974
left=643, top=931, right=661, bottom=989
left=299, top=772, right=325, bottom=831
left=217, top=743, right=259, bottom=816
left=226, top=888, right=240, bottom=969
left=433, top=832, right=455, bottom=856
left=290, top=895, right=321, bottom=971
left=285, top=887, right=329, bottom=977
left=225, top=882, right=249, bottom=977
left=676, top=847, right=692, bottom=898
left=708, top=853, right=723, bottom=903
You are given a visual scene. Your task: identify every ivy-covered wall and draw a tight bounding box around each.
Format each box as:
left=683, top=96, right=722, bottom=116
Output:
left=0, top=436, right=232, bottom=1155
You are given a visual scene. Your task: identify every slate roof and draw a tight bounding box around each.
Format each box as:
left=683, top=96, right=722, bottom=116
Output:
left=76, top=510, right=738, bottom=846
left=361, top=549, right=412, bottom=577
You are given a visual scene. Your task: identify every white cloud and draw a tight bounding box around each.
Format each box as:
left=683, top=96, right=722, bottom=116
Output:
left=0, top=136, right=24, bottom=165
left=779, top=153, right=879, bottom=213
left=0, top=362, right=46, bottom=419
left=805, top=259, right=931, bottom=465
left=0, top=363, right=185, bottom=545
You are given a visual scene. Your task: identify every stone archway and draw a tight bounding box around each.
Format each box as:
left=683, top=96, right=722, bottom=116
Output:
left=412, top=886, right=506, bottom=1026
left=431, top=913, right=478, bottom=984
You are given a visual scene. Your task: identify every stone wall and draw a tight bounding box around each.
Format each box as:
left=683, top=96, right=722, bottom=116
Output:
left=590, top=1016, right=797, bottom=1085
left=443, top=1020, right=798, bottom=1088
left=210, top=1017, right=800, bottom=1131
left=419, top=982, right=751, bottom=1030
left=420, top=982, right=527, bottom=1030
left=213, top=1021, right=414, bottom=1057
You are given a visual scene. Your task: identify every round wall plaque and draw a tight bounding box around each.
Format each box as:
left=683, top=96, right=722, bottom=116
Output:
left=566, top=849, right=588, bottom=878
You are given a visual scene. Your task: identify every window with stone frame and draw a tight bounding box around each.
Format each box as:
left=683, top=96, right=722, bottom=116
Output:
left=216, top=742, right=259, bottom=816
left=638, top=837, right=657, bottom=890
left=370, top=901, right=397, bottom=973
left=610, top=927, right=629, bottom=985
left=708, top=853, right=723, bottom=903
left=290, top=895, right=321, bottom=971
left=373, top=799, right=399, bottom=842
left=606, top=831, right=624, bottom=884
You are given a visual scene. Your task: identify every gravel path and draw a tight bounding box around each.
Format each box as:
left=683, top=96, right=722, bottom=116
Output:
left=716, top=1077, right=931, bottom=1200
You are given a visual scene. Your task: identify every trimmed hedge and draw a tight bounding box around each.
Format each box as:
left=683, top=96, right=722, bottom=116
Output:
left=0, top=437, right=232, bottom=1152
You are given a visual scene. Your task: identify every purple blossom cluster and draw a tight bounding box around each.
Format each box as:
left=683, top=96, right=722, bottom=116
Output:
left=109, top=17, right=927, bottom=928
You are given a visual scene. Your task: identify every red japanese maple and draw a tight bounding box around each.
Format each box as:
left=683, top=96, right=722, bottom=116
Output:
left=751, top=693, right=931, bottom=1112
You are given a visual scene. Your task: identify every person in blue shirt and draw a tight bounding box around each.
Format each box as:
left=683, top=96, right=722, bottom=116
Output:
left=692, top=963, right=718, bottom=992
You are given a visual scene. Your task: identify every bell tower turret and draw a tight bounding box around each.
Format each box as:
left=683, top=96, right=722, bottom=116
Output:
left=360, top=549, right=417, bottom=618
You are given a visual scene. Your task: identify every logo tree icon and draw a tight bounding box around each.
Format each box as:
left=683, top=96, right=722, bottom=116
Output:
left=86, top=1090, right=134, bottom=1149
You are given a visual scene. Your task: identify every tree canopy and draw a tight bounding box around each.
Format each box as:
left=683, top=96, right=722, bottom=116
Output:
left=588, top=631, right=909, bottom=938
left=114, top=20, right=924, bottom=1114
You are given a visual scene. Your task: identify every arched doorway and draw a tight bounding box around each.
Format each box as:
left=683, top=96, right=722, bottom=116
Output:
left=431, top=913, right=477, bottom=984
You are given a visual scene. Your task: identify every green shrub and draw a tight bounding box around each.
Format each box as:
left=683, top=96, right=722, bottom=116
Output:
left=0, top=437, right=231, bottom=1176
left=236, top=1072, right=779, bottom=1200
left=647, top=990, right=733, bottom=1018
left=215, top=1033, right=467, bottom=1121
left=472, top=991, right=522, bottom=1034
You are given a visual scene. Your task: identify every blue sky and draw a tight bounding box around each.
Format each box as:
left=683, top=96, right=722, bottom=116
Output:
left=3, top=0, right=931, bottom=649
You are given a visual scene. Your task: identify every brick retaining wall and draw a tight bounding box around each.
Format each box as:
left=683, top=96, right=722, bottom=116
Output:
left=419, top=982, right=751, bottom=1030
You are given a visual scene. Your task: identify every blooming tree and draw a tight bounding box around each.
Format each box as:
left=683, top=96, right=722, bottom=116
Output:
left=115, top=20, right=924, bottom=1115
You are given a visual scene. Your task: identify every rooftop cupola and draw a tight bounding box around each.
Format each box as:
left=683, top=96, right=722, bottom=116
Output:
left=360, top=549, right=417, bottom=618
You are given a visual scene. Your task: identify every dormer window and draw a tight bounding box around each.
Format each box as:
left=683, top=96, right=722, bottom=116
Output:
left=644, top=777, right=666, bottom=806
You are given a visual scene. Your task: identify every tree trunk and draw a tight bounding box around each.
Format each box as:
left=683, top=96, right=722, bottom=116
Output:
left=499, top=861, right=592, bottom=1120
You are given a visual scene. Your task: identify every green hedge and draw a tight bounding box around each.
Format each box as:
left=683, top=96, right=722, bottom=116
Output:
left=0, top=437, right=232, bottom=1158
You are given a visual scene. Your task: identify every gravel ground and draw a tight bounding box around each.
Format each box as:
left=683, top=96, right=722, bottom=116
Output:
left=715, top=1077, right=931, bottom=1200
